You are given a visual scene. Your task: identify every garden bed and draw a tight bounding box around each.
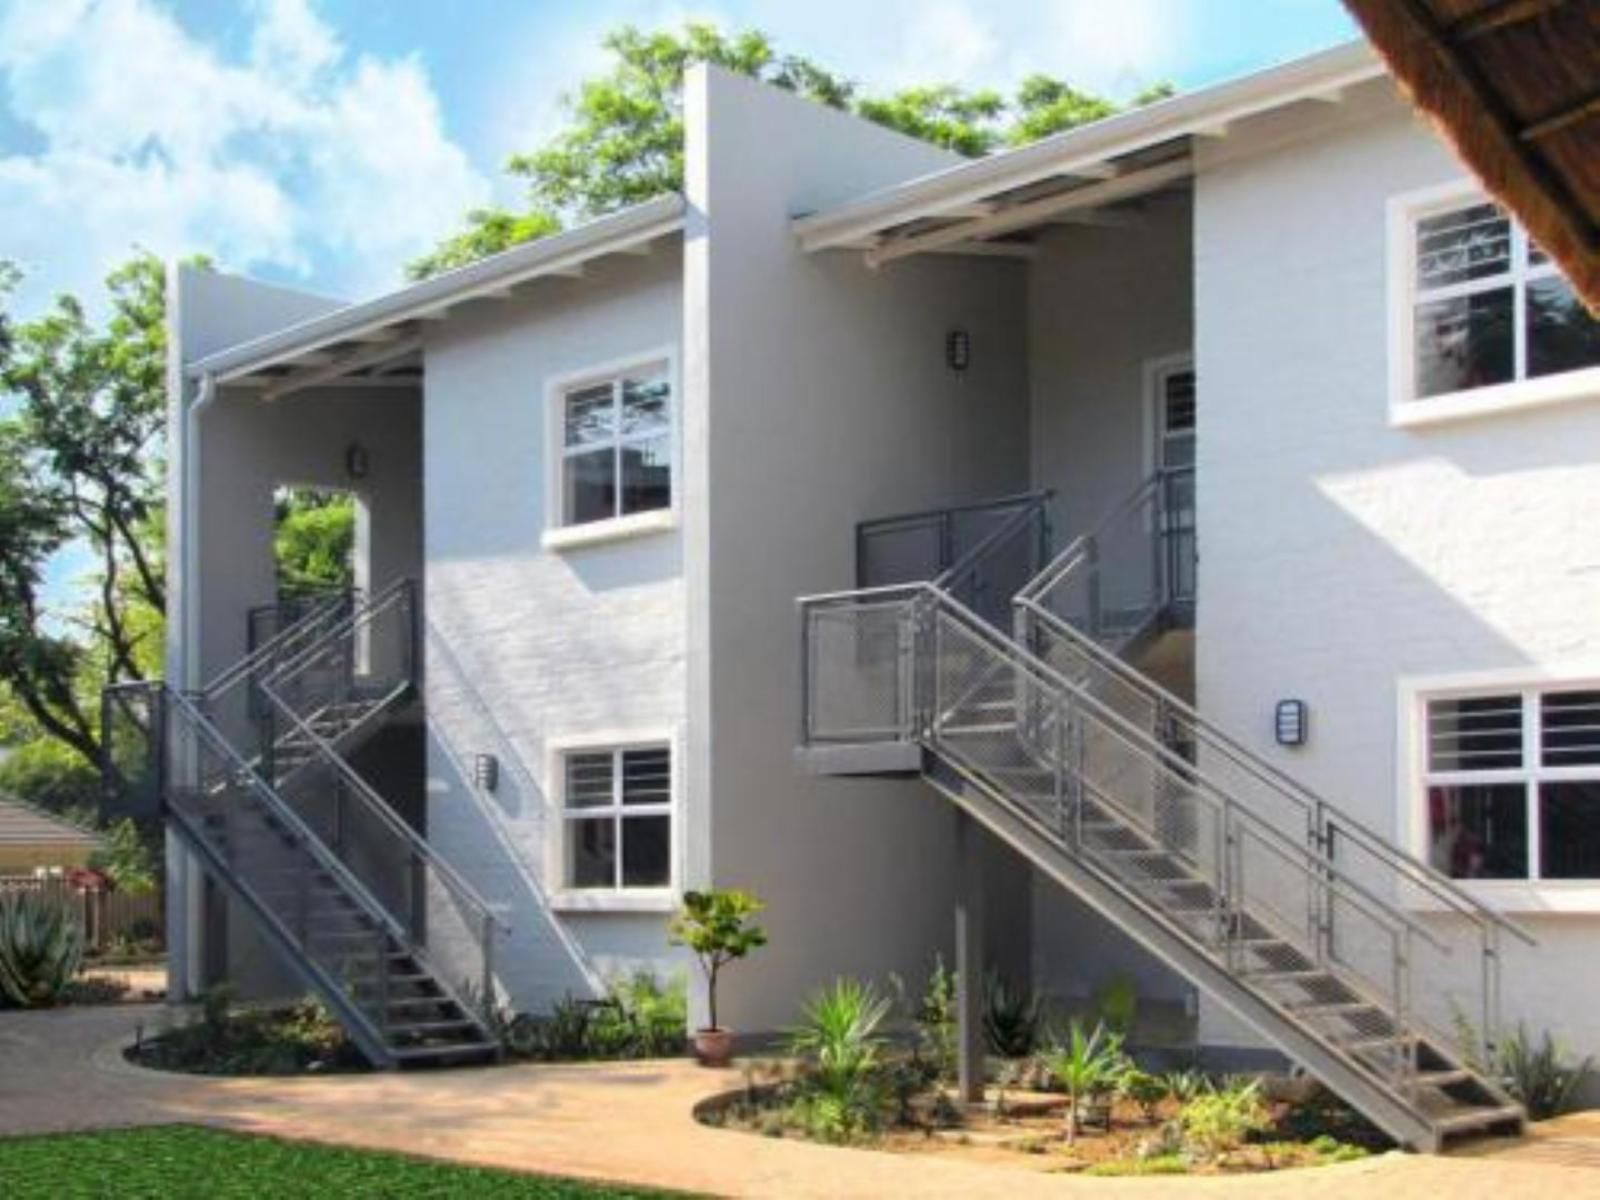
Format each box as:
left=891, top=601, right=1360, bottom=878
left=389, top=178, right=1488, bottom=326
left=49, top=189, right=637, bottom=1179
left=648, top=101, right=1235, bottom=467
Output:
left=125, top=995, right=369, bottom=1076
left=696, top=1064, right=1384, bottom=1178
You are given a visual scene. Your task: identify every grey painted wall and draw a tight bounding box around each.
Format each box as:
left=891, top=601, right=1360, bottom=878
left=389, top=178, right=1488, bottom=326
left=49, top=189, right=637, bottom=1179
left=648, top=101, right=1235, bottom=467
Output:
left=1194, top=84, right=1600, bottom=1052
left=686, top=65, right=1033, bottom=1032
left=421, top=247, right=691, bottom=1012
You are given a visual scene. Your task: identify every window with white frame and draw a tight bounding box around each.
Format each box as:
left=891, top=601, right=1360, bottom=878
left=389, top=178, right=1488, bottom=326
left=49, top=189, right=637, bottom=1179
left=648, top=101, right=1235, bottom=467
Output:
left=557, top=361, right=672, bottom=528
left=1406, top=198, right=1600, bottom=403
left=560, top=745, right=672, bottom=891
left=1422, top=686, right=1600, bottom=882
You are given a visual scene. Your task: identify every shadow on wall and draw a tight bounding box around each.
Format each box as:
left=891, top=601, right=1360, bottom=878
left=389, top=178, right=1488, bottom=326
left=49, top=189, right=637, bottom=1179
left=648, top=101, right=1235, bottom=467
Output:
left=423, top=620, right=608, bottom=1009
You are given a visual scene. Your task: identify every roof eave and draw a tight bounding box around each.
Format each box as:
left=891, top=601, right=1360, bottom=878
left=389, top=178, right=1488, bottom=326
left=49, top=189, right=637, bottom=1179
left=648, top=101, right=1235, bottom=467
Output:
left=794, top=40, right=1386, bottom=253
left=189, top=194, right=687, bottom=383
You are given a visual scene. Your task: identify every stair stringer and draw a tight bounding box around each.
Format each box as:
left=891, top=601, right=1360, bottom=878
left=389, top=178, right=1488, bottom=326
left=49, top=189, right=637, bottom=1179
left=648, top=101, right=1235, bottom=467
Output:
left=921, top=752, right=1450, bottom=1152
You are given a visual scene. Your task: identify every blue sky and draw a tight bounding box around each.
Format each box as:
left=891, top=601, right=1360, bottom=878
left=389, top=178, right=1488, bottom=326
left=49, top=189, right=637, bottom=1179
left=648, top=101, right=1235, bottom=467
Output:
left=0, top=0, right=1359, bottom=318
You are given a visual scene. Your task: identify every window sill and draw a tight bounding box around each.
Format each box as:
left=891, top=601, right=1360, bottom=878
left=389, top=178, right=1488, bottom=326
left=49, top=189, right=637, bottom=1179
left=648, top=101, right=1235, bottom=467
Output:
left=541, top=509, right=677, bottom=552
left=1391, top=367, right=1600, bottom=429
left=548, top=889, right=678, bottom=914
left=1405, top=879, right=1600, bottom=915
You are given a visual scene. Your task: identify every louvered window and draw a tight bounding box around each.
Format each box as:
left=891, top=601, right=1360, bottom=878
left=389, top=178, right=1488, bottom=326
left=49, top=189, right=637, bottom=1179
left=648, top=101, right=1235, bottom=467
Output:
left=1409, top=200, right=1600, bottom=402
left=562, top=745, right=672, bottom=891
left=1423, top=685, right=1600, bottom=881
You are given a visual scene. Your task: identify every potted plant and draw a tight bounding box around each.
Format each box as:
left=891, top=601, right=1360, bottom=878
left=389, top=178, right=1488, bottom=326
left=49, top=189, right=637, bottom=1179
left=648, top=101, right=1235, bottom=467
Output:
left=669, top=888, right=767, bottom=1066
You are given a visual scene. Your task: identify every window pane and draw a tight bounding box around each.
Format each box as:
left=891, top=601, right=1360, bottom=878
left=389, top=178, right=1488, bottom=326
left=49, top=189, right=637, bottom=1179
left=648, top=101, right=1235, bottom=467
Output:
left=565, top=752, right=613, bottom=809
left=564, top=384, right=616, bottom=448
left=1527, top=275, right=1600, bottom=380
left=1428, top=784, right=1527, bottom=879
left=1428, top=694, right=1523, bottom=771
left=1163, top=370, right=1196, bottom=434
left=619, top=434, right=671, bottom=515
left=621, top=372, right=670, bottom=436
left=1415, top=288, right=1515, bottom=398
left=1416, top=204, right=1511, bottom=291
left=564, top=447, right=616, bottom=525
left=1541, top=690, right=1600, bottom=767
left=1540, top=781, right=1600, bottom=879
left=621, top=747, right=671, bottom=806
left=621, top=815, right=671, bottom=886
left=568, top=817, right=616, bottom=888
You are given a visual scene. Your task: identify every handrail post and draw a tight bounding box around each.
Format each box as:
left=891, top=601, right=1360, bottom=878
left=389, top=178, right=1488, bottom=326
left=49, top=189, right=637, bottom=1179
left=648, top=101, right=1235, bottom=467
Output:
left=1086, top=538, right=1103, bottom=639
left=798, top=602, right=813, bottom=746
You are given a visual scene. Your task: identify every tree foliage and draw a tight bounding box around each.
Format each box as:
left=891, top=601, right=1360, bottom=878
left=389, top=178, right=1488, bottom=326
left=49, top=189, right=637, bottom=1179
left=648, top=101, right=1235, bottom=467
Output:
left=413, top=22, right=1175, bottom=278
left=0, top=255, right=167, bottom=770
left=273, top=488, right=355, bottom=595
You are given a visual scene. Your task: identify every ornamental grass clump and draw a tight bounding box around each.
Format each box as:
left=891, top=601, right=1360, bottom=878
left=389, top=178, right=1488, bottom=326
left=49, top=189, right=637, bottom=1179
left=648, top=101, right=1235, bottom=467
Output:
left=0, top=891, right=85, bottom=1008
left=786, top=978, right=892, bottom=1142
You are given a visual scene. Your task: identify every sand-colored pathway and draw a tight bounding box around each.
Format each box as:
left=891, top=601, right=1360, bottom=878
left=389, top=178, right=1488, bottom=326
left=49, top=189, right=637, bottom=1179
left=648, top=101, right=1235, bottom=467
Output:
left=3, top=1003, right=1598, bottom=1198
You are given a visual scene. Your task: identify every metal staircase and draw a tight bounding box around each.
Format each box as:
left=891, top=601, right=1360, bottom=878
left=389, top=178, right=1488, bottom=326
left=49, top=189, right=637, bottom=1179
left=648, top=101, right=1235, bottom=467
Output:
left=104, top=580, right=506, bottom=1069
left=800, top=479, right=1534, bottom=1150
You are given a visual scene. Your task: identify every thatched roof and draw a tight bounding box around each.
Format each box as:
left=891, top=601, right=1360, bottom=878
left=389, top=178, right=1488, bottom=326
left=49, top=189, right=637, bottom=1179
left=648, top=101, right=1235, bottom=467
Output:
left=1342, top=0, right=1600, bottom=311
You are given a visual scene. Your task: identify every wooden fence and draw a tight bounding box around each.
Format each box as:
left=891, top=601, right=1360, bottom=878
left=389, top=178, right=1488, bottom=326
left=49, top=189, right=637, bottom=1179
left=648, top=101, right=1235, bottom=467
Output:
left=0, top=875, right=163, bottom=951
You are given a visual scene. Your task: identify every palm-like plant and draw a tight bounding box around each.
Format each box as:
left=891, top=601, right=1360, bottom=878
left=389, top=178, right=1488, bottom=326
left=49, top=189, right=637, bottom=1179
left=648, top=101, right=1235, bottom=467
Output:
left=0, top=891, right=85, bottom=1008
left=787, top=978, right=892, bottom=1140
left=1044, top=1020, right=1126, bottom=1144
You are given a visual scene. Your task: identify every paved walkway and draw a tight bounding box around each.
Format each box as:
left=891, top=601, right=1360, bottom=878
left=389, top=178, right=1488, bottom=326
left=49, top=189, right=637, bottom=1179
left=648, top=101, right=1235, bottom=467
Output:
left=3, top=1003, right=1600, bottom=1198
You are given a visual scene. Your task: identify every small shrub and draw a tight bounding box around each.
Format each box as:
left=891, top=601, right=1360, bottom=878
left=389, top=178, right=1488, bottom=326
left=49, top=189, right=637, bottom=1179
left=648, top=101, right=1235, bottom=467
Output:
left=128, top=993, right=365, bottom=1075
left=60, top=975, right=130, bottom=1005
left=983, top=971, right=1044, bottom=1058
left=1118, top=1067, right=1170, bottom=1122
left=0, top=892, right=86, bottom=1008
left=1043, top=1020, right=1126, bottom=1144
left=1161, top=1067, right=1212, bottom=1103
left=1495, top=1023, right=1593, bottom=1119
left=786, top=978, right=891, bottom=1142
left=668, top=889, right=766, bottom=1033
left=899, top=955, right=957, bottom=1083
left=1177, top=1078, right=1272, bottom=1162
left=514, top=973, right=687, bottom=1061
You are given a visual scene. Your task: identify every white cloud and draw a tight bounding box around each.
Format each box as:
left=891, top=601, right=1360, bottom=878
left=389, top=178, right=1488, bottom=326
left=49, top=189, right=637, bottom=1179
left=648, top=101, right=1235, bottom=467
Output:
left=0, top=0, right=490, bottom=310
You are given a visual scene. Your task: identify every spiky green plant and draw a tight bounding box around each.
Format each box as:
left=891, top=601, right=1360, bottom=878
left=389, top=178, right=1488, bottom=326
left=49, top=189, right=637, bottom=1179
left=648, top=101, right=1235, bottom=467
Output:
left=0, top=891, right=85, bottom=1008
left=1044, top=1020, right=1126, bottom=1144
left=786, top=978, right=892, bottom=1141
left=983, top=971, right=1044, bottom=1057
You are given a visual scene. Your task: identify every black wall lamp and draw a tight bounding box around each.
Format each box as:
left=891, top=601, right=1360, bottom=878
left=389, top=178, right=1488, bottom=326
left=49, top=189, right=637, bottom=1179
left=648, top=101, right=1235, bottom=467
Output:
left=1275, top=699, right=1308, bottom=748
left=474, top=752, right=499, bottom=794
left=946, top=328, right=971, bottom=373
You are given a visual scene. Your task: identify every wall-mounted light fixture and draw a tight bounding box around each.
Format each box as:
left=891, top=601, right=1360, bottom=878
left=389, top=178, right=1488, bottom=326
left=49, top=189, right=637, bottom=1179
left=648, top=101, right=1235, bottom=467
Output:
left=946, top=328, right=971, bottom=373
left=344, top=441, right=370, bottom=480
left=1275, top=699, right=1308, bottom=748
left=473, top=752, right=499, bottom=794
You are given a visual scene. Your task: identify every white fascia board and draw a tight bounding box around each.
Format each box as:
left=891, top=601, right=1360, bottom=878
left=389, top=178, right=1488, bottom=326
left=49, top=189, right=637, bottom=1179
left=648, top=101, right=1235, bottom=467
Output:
left=794, top=40, right=1385, bottom=252
left=189, top=195, right=687, bottom=383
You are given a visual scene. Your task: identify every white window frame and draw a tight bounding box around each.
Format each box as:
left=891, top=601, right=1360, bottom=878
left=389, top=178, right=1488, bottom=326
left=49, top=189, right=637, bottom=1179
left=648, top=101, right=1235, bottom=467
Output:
left=542, top=345, right=679, bottom=551
left=547, top=730, right=680, bottom=913
left=1140, top=351, right=1196, bottom=479
left=1387, top=180, right=1600, bottom=429
left=1399, top=665, right=1600, bottom=912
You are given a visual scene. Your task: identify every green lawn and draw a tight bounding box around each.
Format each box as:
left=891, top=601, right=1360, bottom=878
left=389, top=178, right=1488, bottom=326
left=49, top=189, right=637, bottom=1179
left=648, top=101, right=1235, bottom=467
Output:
left=0, top=1125, right=695, bottom=1199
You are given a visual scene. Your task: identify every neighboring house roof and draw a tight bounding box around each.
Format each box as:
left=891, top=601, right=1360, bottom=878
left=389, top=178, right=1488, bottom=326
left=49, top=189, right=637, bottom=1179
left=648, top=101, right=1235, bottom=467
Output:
left=0, top=796, right=104, bottom=855
left=792, top=40, right=1388, bottom=261
left=1341, top=0, right=1600, bottom=312
left=188, top=193, right=687, bottom=389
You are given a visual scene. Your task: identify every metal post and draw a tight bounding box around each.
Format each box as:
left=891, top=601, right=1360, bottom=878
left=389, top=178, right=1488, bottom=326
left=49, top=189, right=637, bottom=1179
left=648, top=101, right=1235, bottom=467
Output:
left=375, top=927, right=390, bottom=1036
left=481, top=912, right=495, bottom=1017
left=1086, top=540, right=1103, bottom=639
left=955, top=809, right=986, bottom=1105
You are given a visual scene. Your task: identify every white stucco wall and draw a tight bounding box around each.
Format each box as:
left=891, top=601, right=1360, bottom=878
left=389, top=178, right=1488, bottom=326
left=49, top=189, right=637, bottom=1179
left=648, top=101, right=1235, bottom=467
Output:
left=686, top=66, right=1034, bottom=1032
left=1194, top=84, right=1600, bottom=1054
left=421, top=246, right=691, bottom=1011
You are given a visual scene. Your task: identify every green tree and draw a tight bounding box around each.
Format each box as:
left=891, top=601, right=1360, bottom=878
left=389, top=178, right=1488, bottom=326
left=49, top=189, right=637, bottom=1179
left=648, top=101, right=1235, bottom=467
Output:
left=408, top=24, right=853, bottom=278
left=273, top=488, right=355, bottom=595
left=668, top=888, right=767, bottom=1031
left=0, top=254, right=168, bottom=775
left=416, top=23, right=1173, bottom=279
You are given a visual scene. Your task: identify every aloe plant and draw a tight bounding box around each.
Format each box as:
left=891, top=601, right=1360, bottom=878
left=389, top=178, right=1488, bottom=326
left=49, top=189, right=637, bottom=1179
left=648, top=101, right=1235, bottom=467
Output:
left=0, top=891, right=85, bottom=1008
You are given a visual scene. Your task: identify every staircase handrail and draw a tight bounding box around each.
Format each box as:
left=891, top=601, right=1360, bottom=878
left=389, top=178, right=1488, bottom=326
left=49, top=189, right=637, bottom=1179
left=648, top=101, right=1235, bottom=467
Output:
left=1015, top=470, right=1177, bottom=605
left=202, top=587, right=361, bottom=697
left=166, top=686, right=411, bottom=945
left=1016, top=595, right=1535, bottom=948
left=255, top=671, right=509, bottom=937
left=912, top=583, right=1453, bottom=955
left=932, top=490, right=1053, bottom=594
left=263, top=576, right=416, bottom=688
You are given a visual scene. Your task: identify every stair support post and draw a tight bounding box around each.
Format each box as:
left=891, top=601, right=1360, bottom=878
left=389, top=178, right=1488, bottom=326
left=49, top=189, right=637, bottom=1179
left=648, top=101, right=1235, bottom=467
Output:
left=375, top=928, right=390, bottom=1041
left=955, top=809, right=986, bottom=1105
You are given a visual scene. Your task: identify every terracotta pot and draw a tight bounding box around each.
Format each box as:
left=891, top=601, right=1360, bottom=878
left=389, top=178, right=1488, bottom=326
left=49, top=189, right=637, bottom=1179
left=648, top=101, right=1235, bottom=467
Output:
left=693, top=1027, right=735, bottom=1067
